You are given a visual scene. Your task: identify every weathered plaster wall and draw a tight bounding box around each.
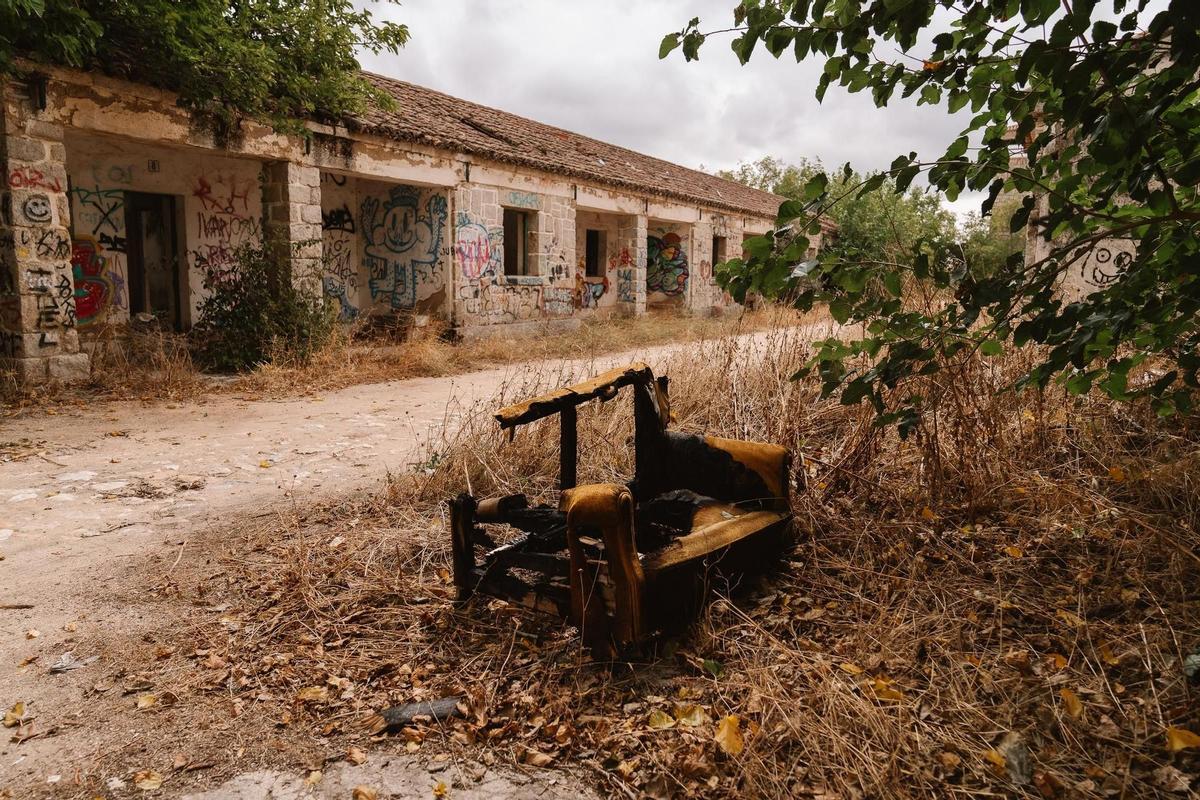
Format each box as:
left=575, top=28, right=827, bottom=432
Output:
left=573, top=210, right=620, bottom=314
left=318, top=173, right=450, bottom=320
left=646, top=221, right=690, bottom=306
left=318, top=172, right=360, bottom=320
left=452, top=182, right=576, bottom=327
left=1026, top=192, right=1130, bottom=301
left=358, top=178, right=449, bottom=316
left=687, top=212, right=740, bottom=312
left=65, top=134, right=264, bottom=326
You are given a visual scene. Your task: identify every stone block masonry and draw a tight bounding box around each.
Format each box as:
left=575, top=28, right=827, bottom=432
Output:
left=0, top=78, right=89, bottom=384
left=615, top=215, right=648, bottom=316
left=262, top=160, right=323, bottom=295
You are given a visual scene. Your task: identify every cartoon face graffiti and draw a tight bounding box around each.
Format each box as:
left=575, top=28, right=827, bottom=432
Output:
left=22, top=193, right=52, bottom=224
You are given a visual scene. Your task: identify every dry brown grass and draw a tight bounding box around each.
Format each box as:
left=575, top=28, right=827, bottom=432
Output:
left=162, top=323, right=1199, bottom=798
left=0, top=307, right=798, bottom=414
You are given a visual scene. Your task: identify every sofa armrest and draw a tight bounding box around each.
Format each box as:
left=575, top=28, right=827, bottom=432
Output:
left=560, top=483, right=644, bottom=651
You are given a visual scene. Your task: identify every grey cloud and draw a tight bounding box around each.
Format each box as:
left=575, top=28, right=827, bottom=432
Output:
left=362, top=0, right=983, bottom=211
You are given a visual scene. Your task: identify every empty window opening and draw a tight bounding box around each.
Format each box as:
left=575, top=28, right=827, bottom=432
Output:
left=712, top=235, right=728, bottom=266
left=584, top=229, right=606, bottom=277
left=504, top=208, right=532, bottom=276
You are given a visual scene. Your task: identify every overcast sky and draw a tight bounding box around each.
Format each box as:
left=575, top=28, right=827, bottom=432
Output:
left=357, top=1, right=1142, bottom=218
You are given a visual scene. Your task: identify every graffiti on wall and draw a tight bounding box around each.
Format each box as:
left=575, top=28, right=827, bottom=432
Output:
left=21, top=194, right=53, bottom=224
left=363, top=187, right=447, bottom=310
left=322, top=276, right=358, bottom=321
left=542, top=286, right=573, bottom=317
left=576, top=272, right=608, bottom=309
left=456, top=279, right=542, bottom=323
left=647, top=231, right=688, bottom=296
left=190, top=174, right=260, bottom=273
left=506, top=190, right=540, bottom=210
left=455, top=213, right=504, bottom=280
left=1077, top=240, right=1134, bottom=289
left=7, top=166, right=62, bottom=192
left=70, top=236, right=123, bottom=326
left=70, top=185, right=124, bottom=236
left=319, top=189, right=355, bottom=321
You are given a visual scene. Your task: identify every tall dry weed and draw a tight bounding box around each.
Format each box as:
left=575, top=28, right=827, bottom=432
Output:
left=171, top=323, right=1198, bottom=798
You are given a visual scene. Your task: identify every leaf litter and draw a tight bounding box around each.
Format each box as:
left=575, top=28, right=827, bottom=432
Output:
left=128, top=328, right=1200, bottom=798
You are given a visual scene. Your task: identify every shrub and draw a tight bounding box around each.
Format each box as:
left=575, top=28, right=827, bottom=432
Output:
left=189, top=241, right=336, bottom=372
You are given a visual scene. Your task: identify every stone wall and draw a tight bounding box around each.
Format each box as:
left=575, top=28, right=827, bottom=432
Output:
left=646, top=221, right=690, bottom=307
left=573, top=210, right=621, bottom=315
left=319, top=174, right=450, bottom=320
left=1, top=78, right=88, bottom=383
left=64, top=134, right=264, bottom=327
left=451, top=183, right=576, bottom=327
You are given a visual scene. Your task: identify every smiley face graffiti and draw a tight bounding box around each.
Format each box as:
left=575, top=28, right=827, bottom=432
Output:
left=21, top=193, right=52, bottom=224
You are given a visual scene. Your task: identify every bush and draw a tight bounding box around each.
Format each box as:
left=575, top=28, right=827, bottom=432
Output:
left=189, top=242, right=336, bottom=372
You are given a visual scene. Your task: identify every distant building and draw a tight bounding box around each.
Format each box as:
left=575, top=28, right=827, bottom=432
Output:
left=1, top=64, right=826, bottom=383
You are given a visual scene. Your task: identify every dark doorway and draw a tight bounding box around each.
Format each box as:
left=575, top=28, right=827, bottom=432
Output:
left=124, top=192, right=184, bottom=330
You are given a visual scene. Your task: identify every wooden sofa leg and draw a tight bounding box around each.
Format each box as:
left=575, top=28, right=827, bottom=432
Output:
left=449, top=494, right=477, bottom=601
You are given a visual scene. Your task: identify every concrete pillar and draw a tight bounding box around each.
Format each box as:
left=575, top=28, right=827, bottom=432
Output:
left=689, top=218, right=714, bottom=312
left=261, top=160, right=323, bottom=296
left=0, top=77, right=88, bottom=384
left=615, top=214, right=647, bottom=316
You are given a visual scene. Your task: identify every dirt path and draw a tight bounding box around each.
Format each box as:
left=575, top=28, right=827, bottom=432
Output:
left=0, top=326, right=810, bottom=797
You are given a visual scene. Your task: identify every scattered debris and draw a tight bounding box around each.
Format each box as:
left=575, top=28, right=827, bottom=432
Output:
left=366, top=697, right=465, bottom=734
left=48, top=652, right=98, bottom=673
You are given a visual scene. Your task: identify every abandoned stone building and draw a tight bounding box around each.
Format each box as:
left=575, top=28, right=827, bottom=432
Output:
left=0, top=65, right=829, bottom=383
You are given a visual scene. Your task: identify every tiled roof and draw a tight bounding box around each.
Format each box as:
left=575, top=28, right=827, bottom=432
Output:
left=349, top=73, right=786, bottom=219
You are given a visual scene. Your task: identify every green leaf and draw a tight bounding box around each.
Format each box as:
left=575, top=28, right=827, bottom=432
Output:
left=659, top=33, right=681, bottom=59
left=804, top=172, right=829, bottom=201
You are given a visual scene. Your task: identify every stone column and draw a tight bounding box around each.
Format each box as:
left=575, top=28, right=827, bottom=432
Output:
left=688, top=218, right=714, bottom=312
left=0, top=77, right=88, bottom=384
left=615, top=214, right=647, bottom=316
left=261, top=160, right=323, bottom=295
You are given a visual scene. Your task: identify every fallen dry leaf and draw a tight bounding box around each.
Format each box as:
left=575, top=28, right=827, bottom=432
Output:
left=136, top=693, right=158, bottom=710
left=1108, top=465, right=1126, bottom=482
left=647, top=709, right=675, bottom=730
left=715, top=715, right=744, bottom=756
left=3, top=702, right=25, bottom=728
left=352, top=787, right=379, bottom=800
left=133, top=771, right=163, bottom=790
left=1151, top=765, right=1192, bottom=793
left=24, top=629, right=39, bottom=640
left=296, top=686, right=329, bottom=703
left=1059, top=688, right=1084, bottom=720
left=433, top=780, right=448, bottom=797
left=839, top=662, right=863, bottom=675
left=1166, top=726, right=1200, bottom=752
left=522, top=748, right=554, bottom=767
left=870, top=677, right=905, bottom=702
left=346, top=746, right=367, bottom=765
left=1055, top=609, right=1086, bottom=628
left=304, top=770, right=322, bottom=787
left=674, top=704, right=709, bottom=727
